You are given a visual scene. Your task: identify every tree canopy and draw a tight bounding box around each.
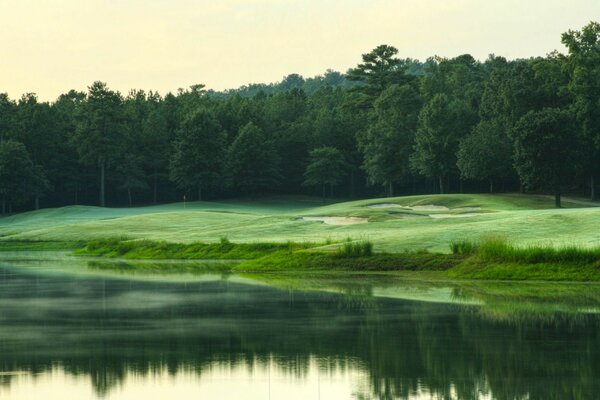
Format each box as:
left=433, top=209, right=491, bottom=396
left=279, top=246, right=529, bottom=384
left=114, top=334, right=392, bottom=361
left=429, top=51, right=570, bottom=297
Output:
left=0, top=21, right=597, bottom=211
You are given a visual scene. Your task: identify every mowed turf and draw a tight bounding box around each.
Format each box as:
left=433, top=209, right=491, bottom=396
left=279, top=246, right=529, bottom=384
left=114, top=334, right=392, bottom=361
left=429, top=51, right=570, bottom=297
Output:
left=1, top=194, right=599, bottom=253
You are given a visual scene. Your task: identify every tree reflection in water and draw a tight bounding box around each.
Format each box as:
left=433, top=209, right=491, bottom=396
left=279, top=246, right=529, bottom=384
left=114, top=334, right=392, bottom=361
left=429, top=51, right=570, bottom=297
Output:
left=0, top=264, right=598, bottom=399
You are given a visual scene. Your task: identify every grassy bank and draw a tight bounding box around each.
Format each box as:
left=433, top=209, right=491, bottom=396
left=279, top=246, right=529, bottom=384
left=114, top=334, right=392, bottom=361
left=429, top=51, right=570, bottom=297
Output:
left=74, top=237, right=315, bottom=260
left=448, top=237, right=600, bottom=281
left=73, top=236, right=600, bottom=281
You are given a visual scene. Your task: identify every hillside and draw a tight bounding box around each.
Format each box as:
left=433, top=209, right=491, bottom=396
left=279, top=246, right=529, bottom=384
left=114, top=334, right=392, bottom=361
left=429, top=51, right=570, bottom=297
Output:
left=1, top=194, right=599, bottom=253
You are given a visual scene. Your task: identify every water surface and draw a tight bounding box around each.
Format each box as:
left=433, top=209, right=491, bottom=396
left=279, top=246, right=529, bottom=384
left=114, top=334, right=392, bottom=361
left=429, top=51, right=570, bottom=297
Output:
left=0, top=253, right=599, bottom=400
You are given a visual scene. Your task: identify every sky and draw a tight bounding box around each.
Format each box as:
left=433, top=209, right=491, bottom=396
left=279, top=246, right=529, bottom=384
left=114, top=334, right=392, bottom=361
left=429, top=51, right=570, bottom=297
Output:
left=1, top=0, right=599, bottom=101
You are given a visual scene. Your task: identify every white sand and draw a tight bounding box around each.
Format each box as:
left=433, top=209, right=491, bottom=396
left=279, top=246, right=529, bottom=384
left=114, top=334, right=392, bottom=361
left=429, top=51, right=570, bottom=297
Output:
left=301, top=216, right=369, bottom=225
left=411, top=205, right=449, bottom=211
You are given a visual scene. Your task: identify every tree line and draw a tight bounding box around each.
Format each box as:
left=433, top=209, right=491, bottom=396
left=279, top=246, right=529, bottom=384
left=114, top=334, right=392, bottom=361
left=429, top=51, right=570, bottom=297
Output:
left=1, top=21, right=599, bottom=212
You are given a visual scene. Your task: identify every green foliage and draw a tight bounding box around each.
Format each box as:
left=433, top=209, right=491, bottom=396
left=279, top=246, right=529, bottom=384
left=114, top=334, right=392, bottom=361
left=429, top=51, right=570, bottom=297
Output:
left=0, top=140, right=49, bottom=209
left=512, top=107, right=581, bottom=204
left=228, top=122, right=280, bottom=194
left=411, top=94, right=474, bottom=192
left=1, top=21, right=600, bottom=210
left=303, top=146, right=347, bottom=198
left=347, top=45, right=413, bottom=96
left=337, top=238, right=373, bottom=258
left=457, top=118, right=514, bottom=191
left=449, top=239, right=477, bottom=255
left=76, top=238, right=316, bottom=260
left=359, top=84, right=421, bottom=195
left=235, top=250, right=462, bottom=272
left=73, top=81, right=125, bottom=206
left=169, top=109, right=226, bottom=199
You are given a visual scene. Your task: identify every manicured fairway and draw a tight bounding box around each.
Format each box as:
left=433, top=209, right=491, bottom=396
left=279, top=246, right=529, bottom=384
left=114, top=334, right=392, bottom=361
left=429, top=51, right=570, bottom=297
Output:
left=1, top=194, right=599, bottom=253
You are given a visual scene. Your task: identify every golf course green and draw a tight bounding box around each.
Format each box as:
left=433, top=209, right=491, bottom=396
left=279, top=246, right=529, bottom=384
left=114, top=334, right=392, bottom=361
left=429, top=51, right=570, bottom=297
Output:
left=3, top=193, right=600, bottom=281
left=1, top=193, right=599, bottom=252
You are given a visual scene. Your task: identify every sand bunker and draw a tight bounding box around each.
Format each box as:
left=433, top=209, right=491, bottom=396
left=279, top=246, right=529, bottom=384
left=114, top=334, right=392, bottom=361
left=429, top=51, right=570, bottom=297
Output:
left=411, top=205, right=449, bottom=211
left=428, top=213, right=483, bottom=219
left=302, top=216, right=368, bottom=225
left=367, top=204, right=483, bottom=213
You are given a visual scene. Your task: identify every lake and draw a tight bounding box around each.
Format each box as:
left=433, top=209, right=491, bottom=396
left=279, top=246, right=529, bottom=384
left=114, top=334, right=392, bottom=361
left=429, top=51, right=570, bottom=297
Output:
left=0, top=253, right=599, bottom=399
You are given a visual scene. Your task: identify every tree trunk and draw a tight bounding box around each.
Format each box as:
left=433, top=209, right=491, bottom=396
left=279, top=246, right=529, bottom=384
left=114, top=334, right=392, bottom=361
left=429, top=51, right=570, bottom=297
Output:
left=489, top=179, right=494, bottom=194
left=34, top=196, right=39, bottom=210
left=198, top=186, right=202, bottom=201
left=100, top=163, right=106, bottom=207
left=555, top=190, right=561, bottom=208
left=74, top=188, right=78, bottom=205
left=127, top=188, right=132, bottom=207
left=519, top=182, right=524, bottom=194
left=591, top=174, right=597, bottom=201
left=153, top=169, right=158, bottom=204
left=459, top=179, right=463, bottom=194
left=349, top=171, right=355, bottom=198
left=438, top=176, right=444, bottom=194
left=321, top=184, right=326, bottom=203
left=388, top=182, right=394, bottom=197
left=330, top=183, right=334, bottom=198
left=1, top=199, right=5, bottom=215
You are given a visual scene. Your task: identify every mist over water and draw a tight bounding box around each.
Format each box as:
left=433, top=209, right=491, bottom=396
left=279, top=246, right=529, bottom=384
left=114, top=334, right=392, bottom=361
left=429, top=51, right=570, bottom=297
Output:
left=0, top=256, right=599, bottom=399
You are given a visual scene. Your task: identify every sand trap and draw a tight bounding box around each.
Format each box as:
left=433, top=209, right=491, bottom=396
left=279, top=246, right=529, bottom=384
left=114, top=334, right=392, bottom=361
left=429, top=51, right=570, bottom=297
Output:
left=302, top=216, right=368, bottom=225
left=411, top=205, right=449, bottom=211
left=428, top=213, right=483, bottom=219
left=367, top=204, right=482, bottom=213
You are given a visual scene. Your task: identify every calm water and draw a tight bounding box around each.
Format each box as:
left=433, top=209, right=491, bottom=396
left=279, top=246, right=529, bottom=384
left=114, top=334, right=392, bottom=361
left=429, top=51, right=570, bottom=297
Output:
left=1, top=253, right=600, bottom=400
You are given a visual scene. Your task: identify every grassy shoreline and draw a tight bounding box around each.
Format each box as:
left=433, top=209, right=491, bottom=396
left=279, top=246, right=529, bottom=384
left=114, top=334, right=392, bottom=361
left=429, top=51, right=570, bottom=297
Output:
left=56, top=237, right=600, bottom=281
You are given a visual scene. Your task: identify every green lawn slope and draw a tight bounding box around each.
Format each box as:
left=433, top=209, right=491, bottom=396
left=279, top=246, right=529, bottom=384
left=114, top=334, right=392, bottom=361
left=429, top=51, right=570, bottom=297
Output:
left=1, top=193, right=599, bottom=253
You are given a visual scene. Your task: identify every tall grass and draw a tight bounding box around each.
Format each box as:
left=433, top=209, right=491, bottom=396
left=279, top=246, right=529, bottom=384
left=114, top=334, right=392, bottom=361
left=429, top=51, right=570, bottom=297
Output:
left=451, top=236, right=600, bottom=265
left=336, top=238, right=373, bottom=258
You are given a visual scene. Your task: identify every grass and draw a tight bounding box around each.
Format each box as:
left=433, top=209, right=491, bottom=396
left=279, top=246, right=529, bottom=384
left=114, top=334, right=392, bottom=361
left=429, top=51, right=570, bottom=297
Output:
left=1, top=193, right=599, bottom=253
left=74, top=235, right=600, bottom=281
left=75, top=237, right=315, bottom=260
left=449, top=237, right=600, bottom=281
left=233, top=250, right=463, bottom=272
left=0, top=240, right=85, bottom=251
left=3, top=193, right=600, bottom=280
left=336, top=238, right=374, bottom=257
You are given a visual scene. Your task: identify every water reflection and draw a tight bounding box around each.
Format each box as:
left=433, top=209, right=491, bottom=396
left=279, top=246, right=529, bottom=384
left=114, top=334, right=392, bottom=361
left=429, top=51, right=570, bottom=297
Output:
left=0, top=256, right=599, bottom=399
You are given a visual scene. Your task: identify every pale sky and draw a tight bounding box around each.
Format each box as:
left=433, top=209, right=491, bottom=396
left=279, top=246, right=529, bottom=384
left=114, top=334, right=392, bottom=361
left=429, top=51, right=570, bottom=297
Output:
left=1, top=0, right=598, bottom=101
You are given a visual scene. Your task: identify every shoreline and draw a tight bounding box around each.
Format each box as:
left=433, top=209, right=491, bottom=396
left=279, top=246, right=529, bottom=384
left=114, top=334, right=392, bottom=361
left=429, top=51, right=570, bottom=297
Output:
left=3, top=238, right=600, bottom=282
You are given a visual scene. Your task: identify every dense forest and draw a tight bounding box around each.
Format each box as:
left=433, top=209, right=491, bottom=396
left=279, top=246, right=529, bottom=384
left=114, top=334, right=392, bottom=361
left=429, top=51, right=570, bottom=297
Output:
left=1, top=22, right=599, bottom=212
